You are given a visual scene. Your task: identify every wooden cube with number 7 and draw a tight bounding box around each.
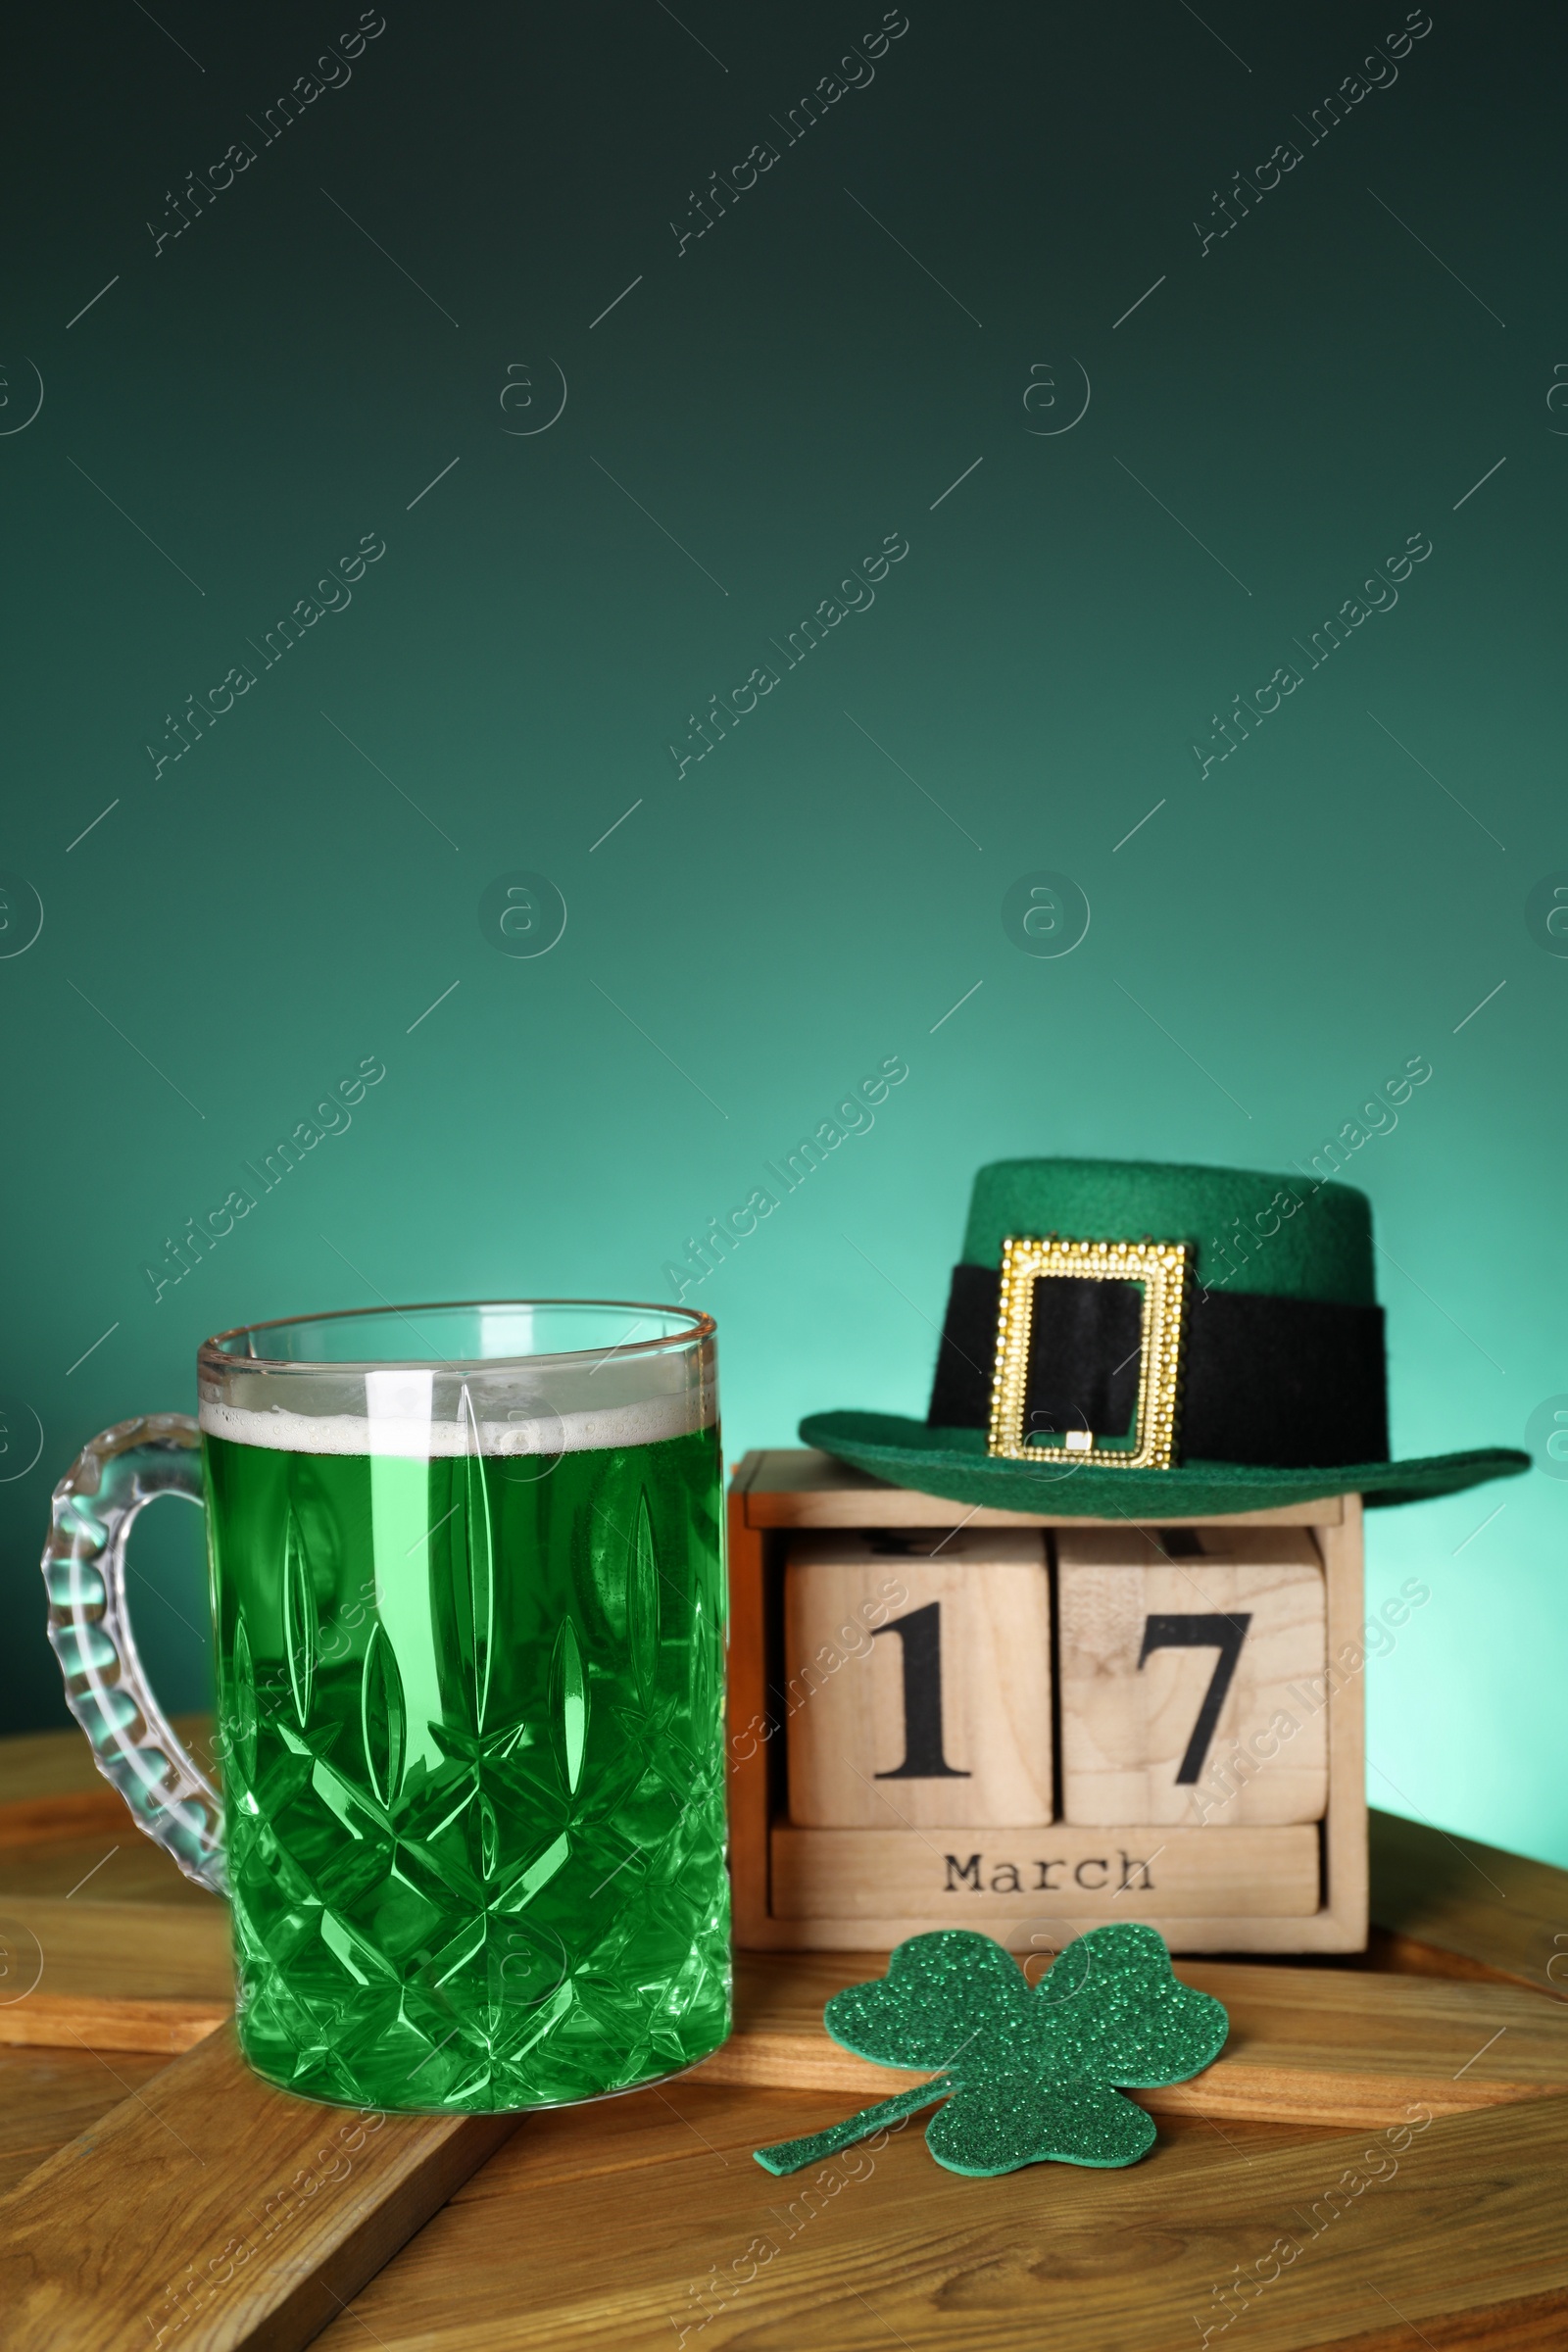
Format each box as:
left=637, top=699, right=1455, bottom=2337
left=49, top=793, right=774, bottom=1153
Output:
left=783, top=1531, right=1053, bottom=1829
left=1056, top=1525, right=1327, bottom=1826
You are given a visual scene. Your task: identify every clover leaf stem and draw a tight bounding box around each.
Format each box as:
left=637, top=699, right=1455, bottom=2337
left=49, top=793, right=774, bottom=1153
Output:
left=753, top=2075, right=952, bottom=2175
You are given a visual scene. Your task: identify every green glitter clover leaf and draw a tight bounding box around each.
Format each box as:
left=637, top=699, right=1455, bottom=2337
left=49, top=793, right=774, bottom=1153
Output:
left=753, top=1924, right=1229, bottom=2180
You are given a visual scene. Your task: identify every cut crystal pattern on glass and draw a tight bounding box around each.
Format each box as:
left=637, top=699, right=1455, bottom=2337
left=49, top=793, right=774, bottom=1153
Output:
left=552, top=1618, right=588, bottom=1796
left=231, top=1614, right=259, bottom=1787
left=360, top=1620, right=406, bottom=1810
left=208, top=1422, right=728, bottom=2111
left=457, top=1382, right=496, bottom=1739
left=281, top=1510, right=318, bottom=1732
left=629, top=1488, right=661, bottom=1701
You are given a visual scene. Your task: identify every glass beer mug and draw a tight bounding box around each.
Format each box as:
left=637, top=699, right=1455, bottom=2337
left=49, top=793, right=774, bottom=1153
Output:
left=41, top=1301, right=729, bottom=2111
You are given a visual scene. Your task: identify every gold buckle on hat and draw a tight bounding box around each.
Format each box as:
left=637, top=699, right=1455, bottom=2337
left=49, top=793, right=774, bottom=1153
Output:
left=987, top=1235, right=1190, bottom=1469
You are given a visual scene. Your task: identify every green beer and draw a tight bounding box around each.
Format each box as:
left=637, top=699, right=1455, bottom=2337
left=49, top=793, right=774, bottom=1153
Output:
left=43, top=1299, right=729, bottom=2114
left=203, top=1411, right=727, bottom=2109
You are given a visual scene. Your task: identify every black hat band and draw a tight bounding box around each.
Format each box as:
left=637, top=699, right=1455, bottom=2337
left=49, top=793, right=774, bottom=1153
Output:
left=928, top=1263, right=1390, bottom=1471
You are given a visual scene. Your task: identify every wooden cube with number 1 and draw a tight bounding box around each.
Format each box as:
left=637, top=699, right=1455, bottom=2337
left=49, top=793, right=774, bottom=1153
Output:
left=783, top=1530, right=1054, bottom=1830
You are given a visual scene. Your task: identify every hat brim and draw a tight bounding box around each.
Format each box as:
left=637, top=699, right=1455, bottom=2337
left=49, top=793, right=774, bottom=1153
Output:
left=799, top=1410, right=1532, bottom=1517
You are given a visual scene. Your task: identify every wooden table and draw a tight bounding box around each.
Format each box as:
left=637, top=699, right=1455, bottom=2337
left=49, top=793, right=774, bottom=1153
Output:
left=3, top=1720, right=1567, bottom=2349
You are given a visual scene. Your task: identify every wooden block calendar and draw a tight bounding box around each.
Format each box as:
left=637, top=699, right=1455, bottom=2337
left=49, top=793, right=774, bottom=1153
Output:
left=728, top=1449, right=1368, bottom=1955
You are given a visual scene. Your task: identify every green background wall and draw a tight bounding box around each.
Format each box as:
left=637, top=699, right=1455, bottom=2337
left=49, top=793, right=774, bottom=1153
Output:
left=3, top=1, right=1564, bottom=1866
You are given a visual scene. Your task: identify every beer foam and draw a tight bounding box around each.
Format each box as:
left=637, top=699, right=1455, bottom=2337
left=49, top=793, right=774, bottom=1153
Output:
left=199, top=1392, right=711, bottom=1459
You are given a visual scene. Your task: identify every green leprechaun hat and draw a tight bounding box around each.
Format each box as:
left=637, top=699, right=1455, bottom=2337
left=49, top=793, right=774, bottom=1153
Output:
left=801, top=1158, right=1529, bottom=1516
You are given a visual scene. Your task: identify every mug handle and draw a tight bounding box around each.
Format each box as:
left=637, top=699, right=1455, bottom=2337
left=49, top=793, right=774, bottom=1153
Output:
left=41, top=1413, right=227, bottom=1893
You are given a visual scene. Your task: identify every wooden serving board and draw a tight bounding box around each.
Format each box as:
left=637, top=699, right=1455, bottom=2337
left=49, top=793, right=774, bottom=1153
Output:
left=702, top=1946, right=1568, bottom=2128
left=8, top=1888, right=1565, bottom=2133
left=314, top=2086, right=1568, bottom=2352
left=0, top=2025, right=514, bottom=2352
left=6, top=1724, right=1568, bottom=2350
left=3, top=1941, right=1566, bottom=2351
left=7, top=2031, right=1568, bottom=2352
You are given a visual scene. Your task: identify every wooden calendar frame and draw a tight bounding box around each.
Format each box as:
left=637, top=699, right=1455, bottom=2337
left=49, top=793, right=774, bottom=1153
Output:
left=725, top=1449, right=1369, bottom=1954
